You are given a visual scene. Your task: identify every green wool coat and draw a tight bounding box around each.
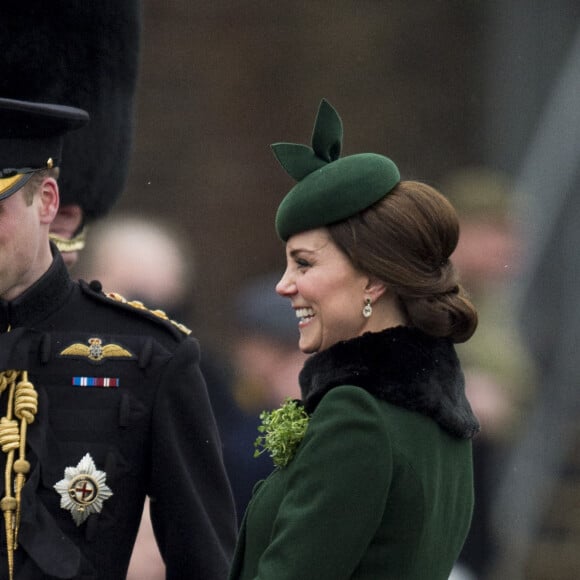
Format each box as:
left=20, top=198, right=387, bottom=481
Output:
left=229, top=327, right=478, bottom=580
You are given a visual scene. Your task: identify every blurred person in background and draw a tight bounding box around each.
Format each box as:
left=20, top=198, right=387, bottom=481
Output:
left=228, top=272, right=308, bottom=520
left=231, top=272, right=305, bottom=415
left=77, top=216, right=194, bottom=323
left=442, top=167, right=537, bottom=579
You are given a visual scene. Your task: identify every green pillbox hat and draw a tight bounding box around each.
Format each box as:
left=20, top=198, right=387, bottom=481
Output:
left=272, top=99, right=400, bottom=241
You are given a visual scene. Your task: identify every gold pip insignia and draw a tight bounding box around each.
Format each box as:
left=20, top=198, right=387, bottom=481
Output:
left=53, top=453, right=113, bottom=526
left=59, top=337, right=133, bottom=362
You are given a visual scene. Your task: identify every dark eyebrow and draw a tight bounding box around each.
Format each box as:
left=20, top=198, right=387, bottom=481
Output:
left=289, top=248, right=316, bottom=258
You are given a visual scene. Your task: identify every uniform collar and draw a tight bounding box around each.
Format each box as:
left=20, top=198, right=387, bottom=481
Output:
left=0, top=243, right=73, bottom=331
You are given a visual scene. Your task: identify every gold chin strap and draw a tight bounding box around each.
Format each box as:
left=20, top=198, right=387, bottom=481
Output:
left=49, top=225, right=87, bottom=254
left=0, top=370, right=38, bottom=580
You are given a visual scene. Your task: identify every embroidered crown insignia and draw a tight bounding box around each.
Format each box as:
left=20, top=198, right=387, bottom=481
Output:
left=59, top=338, right=133, bottom=362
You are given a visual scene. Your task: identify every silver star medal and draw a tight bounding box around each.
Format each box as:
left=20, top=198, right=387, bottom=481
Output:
left=54, top=453, right=113, bottom=526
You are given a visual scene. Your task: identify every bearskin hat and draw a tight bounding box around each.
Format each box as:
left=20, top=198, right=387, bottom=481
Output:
left=0, top=1, right=141, bottom=222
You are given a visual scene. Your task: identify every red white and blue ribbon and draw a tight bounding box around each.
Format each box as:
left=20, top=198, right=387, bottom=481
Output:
left=72, top=377, right=119, bottom=388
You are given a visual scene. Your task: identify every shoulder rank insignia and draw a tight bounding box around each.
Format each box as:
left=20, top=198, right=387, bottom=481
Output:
left=54, top=453, right=113, bottom=526
left=59, top=337, right=134, bottom=363
left=107, top=292, right=192, bottom=335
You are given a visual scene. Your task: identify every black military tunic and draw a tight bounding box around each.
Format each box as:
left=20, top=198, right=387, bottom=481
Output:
left=0, top=248, right=237, bottom=579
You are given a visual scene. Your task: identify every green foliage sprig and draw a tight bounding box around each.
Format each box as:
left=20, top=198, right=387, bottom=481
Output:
left=254, top=398, right=309, bottom=468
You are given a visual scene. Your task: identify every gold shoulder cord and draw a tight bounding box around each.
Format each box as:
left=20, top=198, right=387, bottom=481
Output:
left=106, top=292, right=192, bottom=335
left=49, top=226, right=87, bottom=253
left=0, top=369, right=38, bottom=580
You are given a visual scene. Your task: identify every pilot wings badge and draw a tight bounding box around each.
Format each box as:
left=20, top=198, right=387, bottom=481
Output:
left=54, top=453, right=113, bottom=526
left=59, top=337, right=134, bottom=363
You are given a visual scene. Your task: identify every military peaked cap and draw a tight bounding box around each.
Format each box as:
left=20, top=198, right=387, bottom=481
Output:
left=0, top=97, right=89, bottom=201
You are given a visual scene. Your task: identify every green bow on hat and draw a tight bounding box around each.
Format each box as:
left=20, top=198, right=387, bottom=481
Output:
left=272, top=99, right=401, bottom=241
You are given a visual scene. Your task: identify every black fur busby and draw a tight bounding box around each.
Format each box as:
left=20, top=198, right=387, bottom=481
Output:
left=0, top=2, right=141, bottom=222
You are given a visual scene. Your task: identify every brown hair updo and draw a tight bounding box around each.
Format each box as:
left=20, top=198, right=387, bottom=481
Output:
left=327, top=180, right=477, bottom=343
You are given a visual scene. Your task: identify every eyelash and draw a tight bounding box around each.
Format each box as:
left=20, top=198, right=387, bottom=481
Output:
left=295, top=258, right=310, bottom=269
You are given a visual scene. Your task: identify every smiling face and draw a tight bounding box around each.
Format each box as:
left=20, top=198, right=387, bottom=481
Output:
left=276, top=228, right=378, bottom=354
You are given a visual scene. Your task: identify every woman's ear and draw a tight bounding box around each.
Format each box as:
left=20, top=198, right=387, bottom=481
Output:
left=38, top=177, right=60, bottom=224
left=364, top=277, right=388, bottom=301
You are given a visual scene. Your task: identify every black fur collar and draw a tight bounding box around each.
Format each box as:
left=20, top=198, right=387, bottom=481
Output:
left=299, top=326, right=479, bottom=439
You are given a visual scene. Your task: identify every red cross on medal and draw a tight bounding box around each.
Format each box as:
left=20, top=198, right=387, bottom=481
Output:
left=70, top=476, right=97, bottom=504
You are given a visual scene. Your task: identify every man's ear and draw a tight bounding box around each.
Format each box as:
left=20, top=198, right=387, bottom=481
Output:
left=38, top=177, right=60, bottom=224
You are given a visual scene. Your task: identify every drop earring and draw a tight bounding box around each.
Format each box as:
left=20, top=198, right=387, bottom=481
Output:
left=362, top=298, right=372, bottom=319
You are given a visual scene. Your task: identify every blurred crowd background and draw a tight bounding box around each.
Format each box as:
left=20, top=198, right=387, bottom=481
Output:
left=11, top=1, right=580, bottom=579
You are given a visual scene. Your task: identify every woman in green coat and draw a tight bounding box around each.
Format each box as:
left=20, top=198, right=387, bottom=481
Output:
left=229, top=99, right=479, bottom=580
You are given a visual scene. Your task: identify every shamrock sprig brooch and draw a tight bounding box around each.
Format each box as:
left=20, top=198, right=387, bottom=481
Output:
left=254, top=398, right=309, bottom=468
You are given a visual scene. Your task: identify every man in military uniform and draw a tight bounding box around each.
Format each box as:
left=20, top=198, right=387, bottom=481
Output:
left=0, top=97, right=237, bottom=579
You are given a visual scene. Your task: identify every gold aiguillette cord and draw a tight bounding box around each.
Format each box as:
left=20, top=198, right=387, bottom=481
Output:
left=0, top=369, right=38, bottom=580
